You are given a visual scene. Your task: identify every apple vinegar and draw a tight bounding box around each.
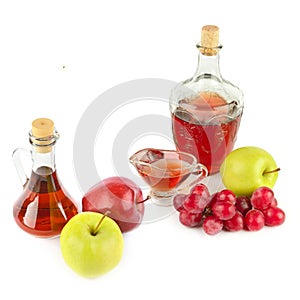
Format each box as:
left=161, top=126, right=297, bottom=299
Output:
left=13, top=167, right=78, bottom=237
left=13, top=118, right=78, bottom=238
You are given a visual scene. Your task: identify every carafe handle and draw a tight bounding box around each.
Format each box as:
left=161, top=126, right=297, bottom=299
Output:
left=12, top=148, right=32, bottom=187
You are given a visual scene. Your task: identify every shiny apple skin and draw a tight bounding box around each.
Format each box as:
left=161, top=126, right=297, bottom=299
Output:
left=220, top=146, right=278, bottom=196
left=82, top=177, right=144, bottom=233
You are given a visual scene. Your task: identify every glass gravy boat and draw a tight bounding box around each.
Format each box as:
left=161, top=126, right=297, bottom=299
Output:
left=129, top=148, right=208, bottom=204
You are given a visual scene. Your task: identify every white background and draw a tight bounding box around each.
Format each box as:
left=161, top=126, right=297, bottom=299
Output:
left=1, top=1, right=299, bottom=299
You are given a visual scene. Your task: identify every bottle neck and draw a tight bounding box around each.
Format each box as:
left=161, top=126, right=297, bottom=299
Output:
left=193, top=51, right=222, bottom=80
left=31, top=145, right=56, bottom=174
left=29, top=129, right=59, bottom=175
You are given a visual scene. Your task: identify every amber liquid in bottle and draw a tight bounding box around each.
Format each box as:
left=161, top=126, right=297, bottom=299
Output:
left=13, top=166, right=78, bottom=238
left=13, top=118, right=78, bottom=237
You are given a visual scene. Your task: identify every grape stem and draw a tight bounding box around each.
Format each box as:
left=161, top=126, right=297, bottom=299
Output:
left=263, top=168, right=281, bottom=175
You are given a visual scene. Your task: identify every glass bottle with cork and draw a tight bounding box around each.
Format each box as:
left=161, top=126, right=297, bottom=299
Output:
left=170, top=25, right=244, bottom=174
left=13, top=118, right=78, bottom=238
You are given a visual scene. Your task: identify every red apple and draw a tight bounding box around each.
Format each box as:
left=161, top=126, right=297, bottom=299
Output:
left=82, top=177, right=144, bottom=233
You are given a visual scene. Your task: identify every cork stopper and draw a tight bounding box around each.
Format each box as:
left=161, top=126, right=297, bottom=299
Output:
left=199, top=25, right=220, bottom=55
left=32, top=118, right=54, bottom=138
left=31, top=118, right=56, bottom=153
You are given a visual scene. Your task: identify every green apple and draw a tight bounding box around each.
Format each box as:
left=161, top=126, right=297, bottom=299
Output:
left=60, top=212, right=124, bottom=278
left=220, top=146, right=280, bottom=196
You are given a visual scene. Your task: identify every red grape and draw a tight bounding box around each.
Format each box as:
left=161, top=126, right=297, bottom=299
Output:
left=224, top=212, right=244, bottom=231
left=212, top=200, right=236, bottom=220
left=183, top=184, right=211, bottom=213
left=191, top=183, right=210, bottom=197
left=216, top=189, right=236, bottom=204
left=251, top=186, right=274, bottom=210
left=235, top=196, right=252, bottom=216
left=173, top=194, right=187, bottom=212
left=183, top=193, right=205, bottom=213
left=263, top=207, right=285, bottom=226
left=207, top=193, right=218, bottom=208
left=245, top=209, right=265, bottom=231
left=270, top=198, right=278, bottom=207
left=203, top=216, right=223, bottom=235
left=179, top=209, right=202, bottom=227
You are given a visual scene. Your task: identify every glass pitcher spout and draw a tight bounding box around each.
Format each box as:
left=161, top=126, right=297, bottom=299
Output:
left=129, top=148, right=164, bottom=169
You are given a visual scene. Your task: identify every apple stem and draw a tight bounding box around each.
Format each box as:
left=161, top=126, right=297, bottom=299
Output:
left=92, top=210, right=111, bottom=236
left=263, top=167, right=281, bottom=175
left=137, top=195, right=151, bottom=204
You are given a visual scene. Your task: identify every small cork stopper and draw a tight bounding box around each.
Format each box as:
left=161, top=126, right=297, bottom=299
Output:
left=200, top=25, right=220, bottom=55
left=32, top=118, right=54, bottom=138
left=31, top=118, right=55, bottom=153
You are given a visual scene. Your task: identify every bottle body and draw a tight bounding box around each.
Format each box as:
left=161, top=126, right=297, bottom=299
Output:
left=170, top=90, right=243, bottom=175
left=13, top=118, right=78, bottom=238
left=13, top=166, right=78, bottom=238
left=170, top=26, right=243, bottom=174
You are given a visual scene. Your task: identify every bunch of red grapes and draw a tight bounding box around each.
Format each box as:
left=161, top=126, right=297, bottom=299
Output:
left=173, top=184, right=285, bottom=235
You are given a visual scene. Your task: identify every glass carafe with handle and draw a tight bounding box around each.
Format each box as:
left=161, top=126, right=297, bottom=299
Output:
left=13, top=118, right=78, bottom=238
